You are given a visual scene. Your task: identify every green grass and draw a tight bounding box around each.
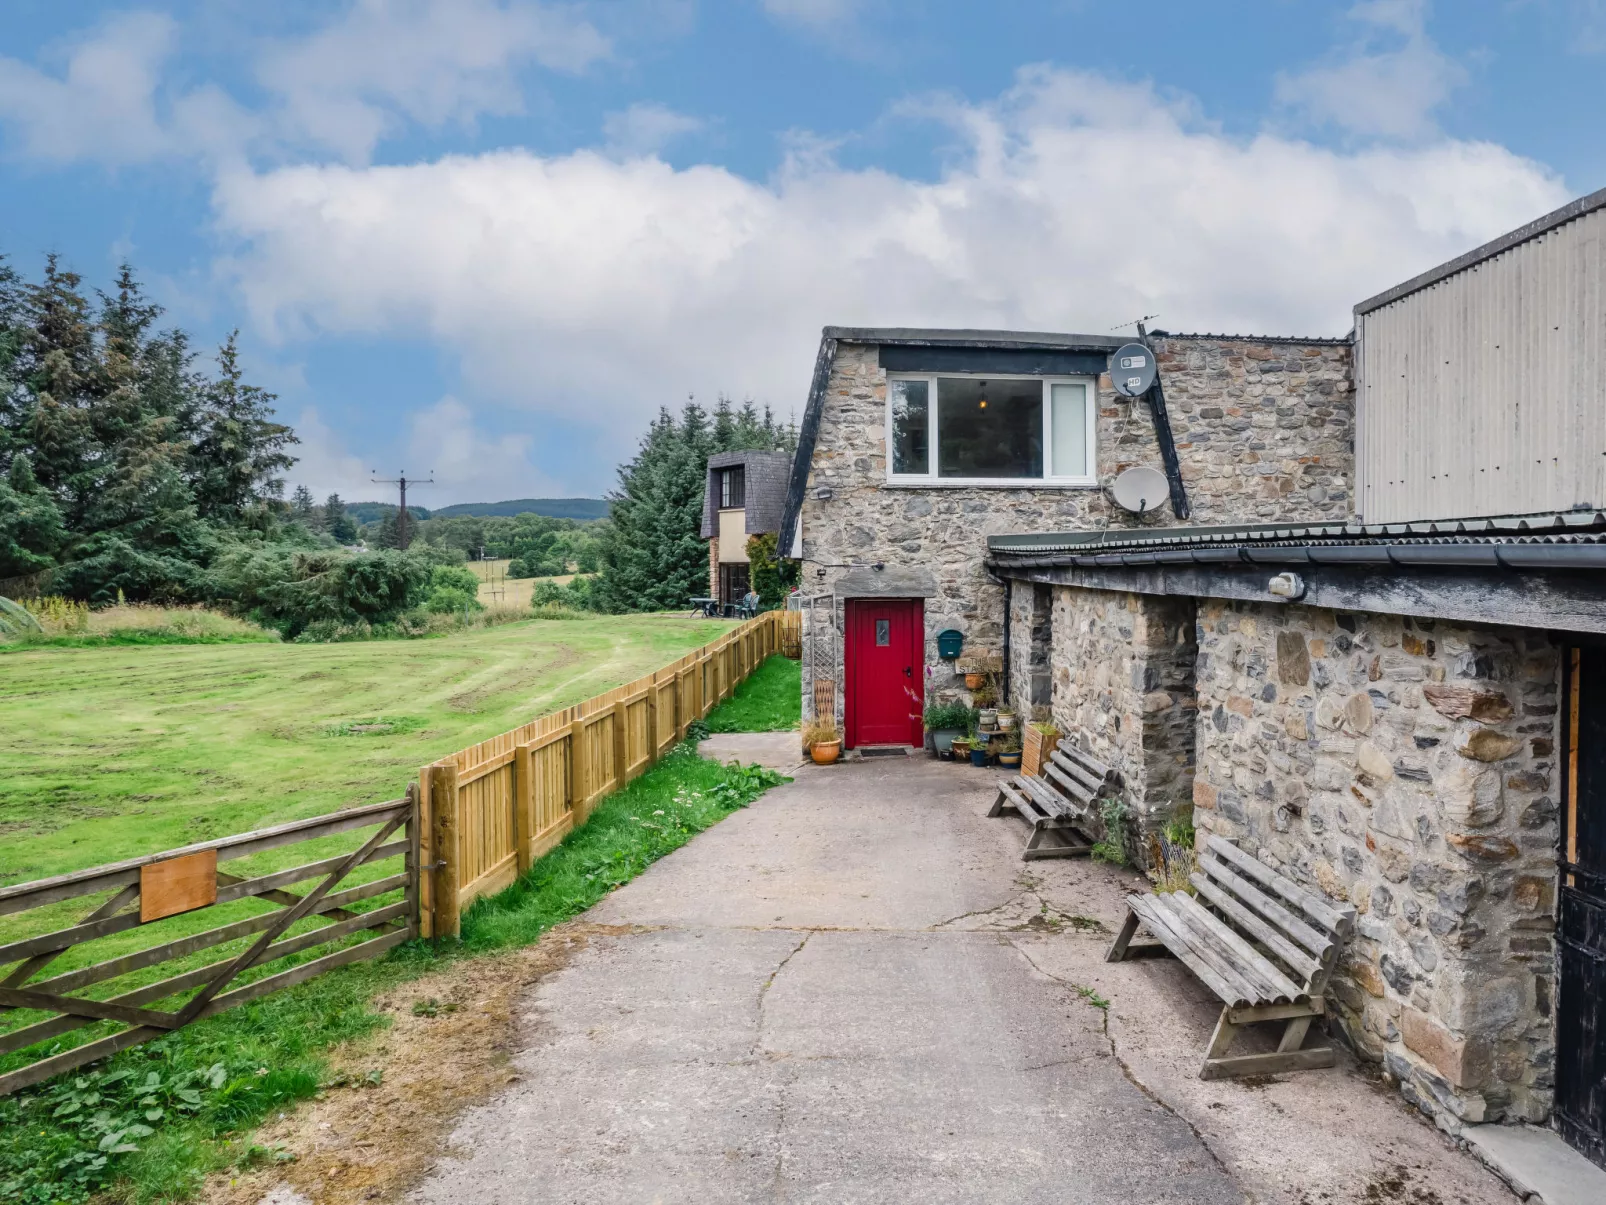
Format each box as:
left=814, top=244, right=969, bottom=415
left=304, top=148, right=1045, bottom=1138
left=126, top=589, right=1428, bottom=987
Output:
left=0, top=614, right=732, bottom=891
left=0, top=739, right=787, bottom=1204
left=701, top=654, right=800, bottom=733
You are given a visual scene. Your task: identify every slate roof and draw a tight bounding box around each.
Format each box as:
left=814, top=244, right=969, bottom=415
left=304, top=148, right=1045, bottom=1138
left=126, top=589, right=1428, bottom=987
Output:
left=984, top=509, right=1606, bottom=572
left=700, top=450, right=793, bottom=540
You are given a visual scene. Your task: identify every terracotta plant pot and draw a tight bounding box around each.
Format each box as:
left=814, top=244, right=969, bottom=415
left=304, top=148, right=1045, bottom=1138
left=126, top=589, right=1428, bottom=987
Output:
left=964, top=672, right=985, bottom=690
left=810, top=740, right=841, bottom=765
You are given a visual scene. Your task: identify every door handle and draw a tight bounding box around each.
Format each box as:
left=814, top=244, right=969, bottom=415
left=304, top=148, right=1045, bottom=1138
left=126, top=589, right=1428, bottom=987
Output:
left=904, top=666, right=912, bottom=677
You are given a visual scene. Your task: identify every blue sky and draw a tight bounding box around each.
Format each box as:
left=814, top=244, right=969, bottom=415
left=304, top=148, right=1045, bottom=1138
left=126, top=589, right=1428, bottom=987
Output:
left=0, top=0, right=1600, bottom=504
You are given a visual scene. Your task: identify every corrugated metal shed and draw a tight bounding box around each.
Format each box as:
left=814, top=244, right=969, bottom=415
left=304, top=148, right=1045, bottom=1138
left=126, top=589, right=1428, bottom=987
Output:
left=1355, top=187, right=1606, bottom=524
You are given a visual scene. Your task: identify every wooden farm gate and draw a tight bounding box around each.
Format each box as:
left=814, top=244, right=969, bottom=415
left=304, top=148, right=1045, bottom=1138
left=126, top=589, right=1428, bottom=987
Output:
left=0, top=795, right=418, bottom=1095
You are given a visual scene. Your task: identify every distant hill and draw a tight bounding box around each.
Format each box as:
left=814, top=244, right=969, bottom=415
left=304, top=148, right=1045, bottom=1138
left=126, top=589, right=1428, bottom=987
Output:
left=428, top=498, right=611, bottom=520
left=346, top=502, right=430, bottom=524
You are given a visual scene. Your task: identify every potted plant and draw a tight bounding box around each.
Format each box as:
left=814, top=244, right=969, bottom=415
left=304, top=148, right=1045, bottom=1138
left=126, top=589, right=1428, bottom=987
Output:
left=950, top=735, right=972, bottom=762
left=998, top=728, right=1022, bottom=769
left=804, top=717, right=842, bottom=765
left=923, top=701, right=974, bottom=758
left=997, top=706, right=1017, bottom=732
left=964, top=671, right=986, bottom=690
left=969, top=730, right=991, bottom=767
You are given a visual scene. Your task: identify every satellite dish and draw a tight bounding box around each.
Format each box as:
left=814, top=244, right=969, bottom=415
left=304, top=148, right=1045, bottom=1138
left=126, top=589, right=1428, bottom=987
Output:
left=1110, top=465, right=1169, bottom=514
left=1109, top=343, right=1157, bottom=398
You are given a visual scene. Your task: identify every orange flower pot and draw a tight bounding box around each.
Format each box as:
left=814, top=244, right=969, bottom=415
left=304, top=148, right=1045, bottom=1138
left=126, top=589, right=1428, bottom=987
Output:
left=810, top=741, right=841, bottom=765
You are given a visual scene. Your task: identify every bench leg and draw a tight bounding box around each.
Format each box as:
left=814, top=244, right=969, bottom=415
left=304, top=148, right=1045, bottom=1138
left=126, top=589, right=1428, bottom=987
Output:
left=1023, top=822, right=1093, bottom=860
left=987, top=788, right=1010, bottom=818
left=1199, top=1008, right=1336, bottom=1080
left=1104, top=906, right=1141, bottom=963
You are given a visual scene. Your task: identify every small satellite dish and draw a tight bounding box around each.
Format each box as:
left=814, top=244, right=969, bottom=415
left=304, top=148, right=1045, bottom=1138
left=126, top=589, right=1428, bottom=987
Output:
left=1109, top=343, right=1157, bottom=398
left=1110, top=465, right=1169, bottom=514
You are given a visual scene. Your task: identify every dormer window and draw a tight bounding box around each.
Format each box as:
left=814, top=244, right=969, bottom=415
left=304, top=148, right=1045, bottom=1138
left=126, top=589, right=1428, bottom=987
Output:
left=718, top=466, right=745, bottom=508
left=887, top=374, right=1096, bottom=485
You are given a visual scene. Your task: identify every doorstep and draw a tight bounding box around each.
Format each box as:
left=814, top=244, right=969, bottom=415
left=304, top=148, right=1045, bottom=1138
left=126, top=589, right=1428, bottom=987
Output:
left=1462, top=1125, right=1606, bottom=1205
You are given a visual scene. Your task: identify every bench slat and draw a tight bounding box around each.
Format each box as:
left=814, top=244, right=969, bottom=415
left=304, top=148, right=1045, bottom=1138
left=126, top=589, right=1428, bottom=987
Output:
left=1201, top=855, right=1334, bottom=961
left=1018, top=774, right=1076, bottom=818
left=1171, top=890, right=1304, bottom=1002
left=1206, top=837, right=1352, bottom=937
left=1190, top=872, right=1322, bottom=986
left=1059, top=744, right=1113, bottom=782
left=1042, top=762, right=1096, bottom=806
left=1135, top=894, right=1264, bottom=1007
left=997, top=780, right=1038, bottom=819
left=1047, top=748, right=1105, bottom=793
left=1128, top=896, right=1252, bottom=1007
left=1151, top=894, right=1278, bottom=1005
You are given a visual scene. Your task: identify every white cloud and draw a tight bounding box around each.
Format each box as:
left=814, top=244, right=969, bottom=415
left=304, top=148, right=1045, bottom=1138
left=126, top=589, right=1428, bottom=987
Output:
left=285, top=407, right=377, bottom=500
left=0, top=12, right=177, bottom=164
left=602, top=102, right=703, bottom=157
left=288, top=397, right=560, bottom=503
left=258, top=0, right=611, bottom=163
left=0, top=2, right=609, bottom=167
left=1274, top=0, right=1466, bottom=141
left=214, top=66, right=1569, bottom=447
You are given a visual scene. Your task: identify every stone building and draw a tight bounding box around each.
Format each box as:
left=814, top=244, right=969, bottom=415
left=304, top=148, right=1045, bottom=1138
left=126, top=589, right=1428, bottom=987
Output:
left=780, top=184, right=1606, bottom=1166
left=700, top=450, right=791, bottom=608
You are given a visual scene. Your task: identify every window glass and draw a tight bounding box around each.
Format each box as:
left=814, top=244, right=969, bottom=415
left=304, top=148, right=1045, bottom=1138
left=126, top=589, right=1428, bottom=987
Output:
left=875, top=618, right=890, bottom=646
left=890, top=379, right=929, bottom=474
left=1050, top=382, right=1089, bottom=477
left=937, top=378, right=1042, bottom=478
left=720, top=467, right=744, bottom=508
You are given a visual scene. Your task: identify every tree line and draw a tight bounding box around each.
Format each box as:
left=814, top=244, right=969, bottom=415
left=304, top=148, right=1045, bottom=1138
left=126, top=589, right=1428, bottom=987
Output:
left=0, top=254, right=796, bottom=631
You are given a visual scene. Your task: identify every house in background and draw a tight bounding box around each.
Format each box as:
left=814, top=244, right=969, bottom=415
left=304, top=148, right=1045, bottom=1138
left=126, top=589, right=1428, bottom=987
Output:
left=780, top=184, right=1606, bottom=1167
left=701, top=450, right=792, bottom=608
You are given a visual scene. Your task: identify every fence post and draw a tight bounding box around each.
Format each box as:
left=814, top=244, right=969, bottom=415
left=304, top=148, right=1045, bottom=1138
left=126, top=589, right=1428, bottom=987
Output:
left=612, top=700, right=628, bottom=791
left=569, top=716, right=587, bottom=822
left=416, top=766, right=434, bottom=938
left=428, top=761, right=461, bottom=940
left=646, top=678, right=659, bottom=764
left=513, top=743, right=534, bottom=874
left=406, top=781, right=423, bottom=936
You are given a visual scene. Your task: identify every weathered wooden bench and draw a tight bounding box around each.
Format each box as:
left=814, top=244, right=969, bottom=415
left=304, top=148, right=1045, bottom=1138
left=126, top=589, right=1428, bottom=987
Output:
left=988, top=743, right=1116, bottom=860
left=1105, top=835, right=1355, bottom=1080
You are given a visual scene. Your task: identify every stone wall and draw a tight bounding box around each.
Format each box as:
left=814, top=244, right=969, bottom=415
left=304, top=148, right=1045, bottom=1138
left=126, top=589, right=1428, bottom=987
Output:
left=1191, top=599, right=1560, bottom=1131
left=707, top=535, right=719, bottom=599
left=1007, top=583, right=1054, bottom=717
left=1048, top=586, right=1197, bottom=864
left=799, top=337, right=1355, bottom=715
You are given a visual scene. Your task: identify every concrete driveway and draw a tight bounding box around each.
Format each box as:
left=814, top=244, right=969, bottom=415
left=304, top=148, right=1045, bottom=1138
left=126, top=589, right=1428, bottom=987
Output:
left=412, top=754, right=1517, bottom=1205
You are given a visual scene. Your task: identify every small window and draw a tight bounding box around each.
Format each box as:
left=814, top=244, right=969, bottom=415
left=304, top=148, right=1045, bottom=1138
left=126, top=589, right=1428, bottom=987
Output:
left=885, top=374, right=1095, bottom=485
left=875, top=618, right=890, bottom=646
left=718, top=466, right=745, bottom=509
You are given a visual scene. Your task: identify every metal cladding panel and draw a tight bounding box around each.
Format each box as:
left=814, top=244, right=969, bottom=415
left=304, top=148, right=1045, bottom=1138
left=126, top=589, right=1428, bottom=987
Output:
left=1357, top=204, right=1606, bottom=523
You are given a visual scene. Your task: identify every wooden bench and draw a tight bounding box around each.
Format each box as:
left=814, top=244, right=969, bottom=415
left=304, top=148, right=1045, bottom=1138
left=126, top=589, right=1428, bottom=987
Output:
left=1105, top=835, right=1355, bottom=1080
left=988, top=743, right=1116, bottom=860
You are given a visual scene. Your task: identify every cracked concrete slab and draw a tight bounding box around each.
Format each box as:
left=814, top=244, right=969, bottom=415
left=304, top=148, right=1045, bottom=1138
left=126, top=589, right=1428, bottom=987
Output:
left=410, top=757, right=1519, bottom=1204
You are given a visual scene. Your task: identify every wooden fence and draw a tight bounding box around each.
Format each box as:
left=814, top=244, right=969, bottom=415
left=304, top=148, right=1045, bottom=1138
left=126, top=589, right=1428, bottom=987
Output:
left=0, top=796, right=417, bottom=1095
left=418, top=610, right=787, bottom=937
left=0, top=609, right=790, bottom=1091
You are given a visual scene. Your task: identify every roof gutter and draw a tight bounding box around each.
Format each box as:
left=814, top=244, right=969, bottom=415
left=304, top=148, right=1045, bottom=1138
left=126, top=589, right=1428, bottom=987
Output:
left=988, top=541, right=1606, bottom=574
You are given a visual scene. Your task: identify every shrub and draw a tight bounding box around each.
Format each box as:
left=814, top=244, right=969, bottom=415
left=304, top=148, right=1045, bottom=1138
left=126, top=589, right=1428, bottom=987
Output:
left=530, top=575, right=595, bottom=612
left=424, top=586, right=480, bottom=614
left=923, top=701, right=975, bottom=731
left=211, top=546, right=432, bottom=638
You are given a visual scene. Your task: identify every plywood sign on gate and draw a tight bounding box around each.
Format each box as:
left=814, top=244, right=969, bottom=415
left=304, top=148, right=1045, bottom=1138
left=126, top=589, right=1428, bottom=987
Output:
left=140, top=849, right=218, bottom=922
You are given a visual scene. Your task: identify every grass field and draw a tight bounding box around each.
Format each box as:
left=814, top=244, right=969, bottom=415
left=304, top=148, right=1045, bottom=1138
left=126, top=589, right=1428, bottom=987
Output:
left=0, top=635, right=795, bottom=1204
left=466, top=560, right=583, bottom=610
left=0, top=613, right=732, bottom=888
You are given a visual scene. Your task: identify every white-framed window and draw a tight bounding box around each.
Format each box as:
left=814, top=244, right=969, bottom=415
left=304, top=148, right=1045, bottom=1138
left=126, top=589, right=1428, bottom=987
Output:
left=886, top=373, right=1097, bottom=485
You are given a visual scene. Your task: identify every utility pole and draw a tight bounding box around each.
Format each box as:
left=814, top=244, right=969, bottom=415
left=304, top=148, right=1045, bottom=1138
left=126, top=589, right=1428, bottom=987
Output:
left=371, top=470, right=433, bottom=550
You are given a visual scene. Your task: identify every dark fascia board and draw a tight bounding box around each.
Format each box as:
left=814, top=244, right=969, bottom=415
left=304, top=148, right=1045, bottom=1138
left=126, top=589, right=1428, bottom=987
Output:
left=823, top=326, right=1127, bottom=351
left=1354, top=184, right=1606, bottom=317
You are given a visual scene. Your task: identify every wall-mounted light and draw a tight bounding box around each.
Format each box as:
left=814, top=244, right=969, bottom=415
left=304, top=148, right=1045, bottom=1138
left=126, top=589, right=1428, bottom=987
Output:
left=978, top=380, right=988, bottom=410
left=1268, top=572, right=1306, bottom=601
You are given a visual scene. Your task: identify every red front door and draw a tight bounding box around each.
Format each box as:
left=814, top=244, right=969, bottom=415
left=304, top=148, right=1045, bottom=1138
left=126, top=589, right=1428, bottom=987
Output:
left=845, top=599, right=923, bottom=748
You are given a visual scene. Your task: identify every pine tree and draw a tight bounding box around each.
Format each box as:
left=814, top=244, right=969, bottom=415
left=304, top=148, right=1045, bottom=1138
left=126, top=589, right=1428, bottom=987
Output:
left=191, top=332, right=297, bottom=525
left=290, top=485, right=317, bottom=526
left=324, top=493, right=358, bottom=543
